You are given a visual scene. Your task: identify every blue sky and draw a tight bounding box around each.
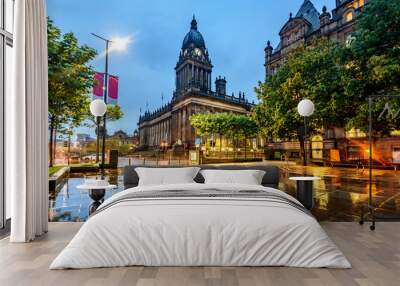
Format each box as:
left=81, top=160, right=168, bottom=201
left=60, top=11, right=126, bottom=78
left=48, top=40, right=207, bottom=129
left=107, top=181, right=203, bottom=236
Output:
left=47, top=0, right=332, bottom=137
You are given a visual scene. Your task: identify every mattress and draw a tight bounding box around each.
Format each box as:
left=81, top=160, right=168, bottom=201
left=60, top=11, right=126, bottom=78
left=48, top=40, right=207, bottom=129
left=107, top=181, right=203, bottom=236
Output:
left=50, top=183, right=351, bottom=269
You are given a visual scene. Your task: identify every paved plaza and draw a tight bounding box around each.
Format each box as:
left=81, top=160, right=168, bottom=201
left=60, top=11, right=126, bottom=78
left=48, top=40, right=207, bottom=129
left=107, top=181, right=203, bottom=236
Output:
left=49, top=161, right=400, bottom=222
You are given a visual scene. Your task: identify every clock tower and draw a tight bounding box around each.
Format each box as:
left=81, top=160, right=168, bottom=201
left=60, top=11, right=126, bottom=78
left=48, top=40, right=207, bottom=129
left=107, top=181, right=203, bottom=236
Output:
left=174, top=16, right=213, bottom=100
left=138, top=15, right=252, bottom=150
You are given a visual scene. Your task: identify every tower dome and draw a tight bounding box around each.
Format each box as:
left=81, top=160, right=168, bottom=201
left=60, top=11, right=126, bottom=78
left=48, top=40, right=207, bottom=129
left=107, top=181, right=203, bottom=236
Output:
left=175, top=15, right=212, bottom=98
left=182, top=15, right=206, bottom=50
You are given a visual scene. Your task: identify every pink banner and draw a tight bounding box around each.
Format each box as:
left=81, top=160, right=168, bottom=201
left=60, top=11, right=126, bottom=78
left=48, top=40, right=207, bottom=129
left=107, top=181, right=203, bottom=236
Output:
left=93, top=72, right=104, bottom=99
left=108, top=75, right=119, bottom=104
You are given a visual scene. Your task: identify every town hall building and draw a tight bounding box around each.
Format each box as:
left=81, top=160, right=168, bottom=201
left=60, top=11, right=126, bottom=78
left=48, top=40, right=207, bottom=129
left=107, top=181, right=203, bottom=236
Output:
left=138, top=16, right=253, bottom=149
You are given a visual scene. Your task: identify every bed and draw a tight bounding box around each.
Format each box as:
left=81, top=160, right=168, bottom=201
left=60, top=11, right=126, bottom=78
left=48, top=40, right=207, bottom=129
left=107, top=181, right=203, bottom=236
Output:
left=50, top=166, right=351, bottom=269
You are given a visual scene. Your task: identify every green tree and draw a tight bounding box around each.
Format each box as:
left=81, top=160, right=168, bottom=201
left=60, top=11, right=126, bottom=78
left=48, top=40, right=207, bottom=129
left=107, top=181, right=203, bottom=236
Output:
left=189, top=113, right=213, bottom=150
left=342, top=0, right=400, bottom=134
left=48, top=18, right=97, bottom=166
left=253, top=39, right=350, bottom=164
left=230, top=114, right=258, bottom=158
left=190, top=112, right=259, bottom=157
left=210, top=113, right=231, bottom=152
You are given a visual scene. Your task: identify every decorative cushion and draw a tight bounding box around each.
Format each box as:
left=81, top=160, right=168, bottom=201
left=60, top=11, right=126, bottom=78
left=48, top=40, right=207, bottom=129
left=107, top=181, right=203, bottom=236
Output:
left=200, top=169, right=266, bottom=185
left=135, top=167, right=201, bottom=186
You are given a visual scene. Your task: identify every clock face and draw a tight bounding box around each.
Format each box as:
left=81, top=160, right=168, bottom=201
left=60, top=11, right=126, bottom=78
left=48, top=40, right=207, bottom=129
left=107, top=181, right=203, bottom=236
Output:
left=194, top=48, right=202, bottom=56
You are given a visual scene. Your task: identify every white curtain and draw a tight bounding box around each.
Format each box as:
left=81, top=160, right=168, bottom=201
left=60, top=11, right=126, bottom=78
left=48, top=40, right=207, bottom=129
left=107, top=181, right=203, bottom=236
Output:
left=8, top=0, right=49, bottom=242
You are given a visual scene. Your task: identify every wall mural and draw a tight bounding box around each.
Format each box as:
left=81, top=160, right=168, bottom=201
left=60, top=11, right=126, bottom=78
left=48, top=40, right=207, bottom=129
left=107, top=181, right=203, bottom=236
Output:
left=44, top=0, right=400, bottom=226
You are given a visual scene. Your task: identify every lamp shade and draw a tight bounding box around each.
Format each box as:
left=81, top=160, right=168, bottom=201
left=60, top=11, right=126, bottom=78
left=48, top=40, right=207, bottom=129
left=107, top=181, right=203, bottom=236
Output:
left=297, top=99, right=315, bottom=117
left=90, top=99, right=107, bottom=117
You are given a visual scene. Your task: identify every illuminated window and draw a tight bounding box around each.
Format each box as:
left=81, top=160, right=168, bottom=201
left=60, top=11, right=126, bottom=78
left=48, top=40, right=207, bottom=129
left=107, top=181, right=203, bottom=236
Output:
left=345, top=11, right=354, bottom=22
left=354, top=0, right=365, bottom=9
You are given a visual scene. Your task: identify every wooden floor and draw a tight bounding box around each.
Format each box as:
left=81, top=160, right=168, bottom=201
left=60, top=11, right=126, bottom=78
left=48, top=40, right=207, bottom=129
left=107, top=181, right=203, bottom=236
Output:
left=0, top=222, right=399, bottom=286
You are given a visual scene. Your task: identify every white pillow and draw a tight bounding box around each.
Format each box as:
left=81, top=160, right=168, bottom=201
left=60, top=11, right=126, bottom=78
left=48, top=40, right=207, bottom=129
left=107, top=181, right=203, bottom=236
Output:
left=135, top=167, right=200, bottom=186
left=200, top=169, right=266, bottom=185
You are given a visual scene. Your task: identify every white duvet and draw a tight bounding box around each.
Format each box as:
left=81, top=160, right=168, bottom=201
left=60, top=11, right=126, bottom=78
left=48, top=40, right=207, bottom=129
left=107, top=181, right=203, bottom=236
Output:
left=50, top=183, right=351, bottom=269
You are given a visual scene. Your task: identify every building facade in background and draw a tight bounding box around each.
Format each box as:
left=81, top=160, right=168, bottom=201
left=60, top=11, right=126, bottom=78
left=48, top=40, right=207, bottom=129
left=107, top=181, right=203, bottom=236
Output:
left=264, top=0, right=400, bottom=165
left=262, top=0, right=400, bottom=165
left=265, top=0, right=366, bottom=80
left=138, top=17, right=253, bottom=150
left=109, top=130, right=138, bottom=146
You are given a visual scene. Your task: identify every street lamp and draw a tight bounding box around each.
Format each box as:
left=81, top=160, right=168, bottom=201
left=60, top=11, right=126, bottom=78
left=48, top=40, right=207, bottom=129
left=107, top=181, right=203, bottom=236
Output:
left=90, top=99, right=107, bottom=171
left=91, top=33, right=131, bottom=173
left=91, top=33, right=112, bottom=176
left=297, top=99, right=315, bottom=166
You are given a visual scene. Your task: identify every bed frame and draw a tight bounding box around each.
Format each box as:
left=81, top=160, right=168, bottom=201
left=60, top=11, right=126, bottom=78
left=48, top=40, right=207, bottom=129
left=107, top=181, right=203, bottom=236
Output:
left=123, top=165, right=280, bottom=190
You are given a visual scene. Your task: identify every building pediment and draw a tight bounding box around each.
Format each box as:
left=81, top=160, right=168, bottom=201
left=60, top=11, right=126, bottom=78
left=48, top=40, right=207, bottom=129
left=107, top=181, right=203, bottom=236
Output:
left=279, top=17, right=311, bottom=36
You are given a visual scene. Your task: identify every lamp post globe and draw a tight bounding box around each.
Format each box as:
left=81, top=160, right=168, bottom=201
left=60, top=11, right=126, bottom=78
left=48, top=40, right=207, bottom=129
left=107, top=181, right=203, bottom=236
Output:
left=297, top=99, right=314, bottom=166
left=90, top=99, right=107, bottom=117
left=90, top=99, right=107, bottom=167
left=297, top=99, right=315, bottom=117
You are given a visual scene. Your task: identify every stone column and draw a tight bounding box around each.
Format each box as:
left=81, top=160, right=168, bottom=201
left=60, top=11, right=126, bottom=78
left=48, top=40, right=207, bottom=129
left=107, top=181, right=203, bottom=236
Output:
left=149, top=126, right=151, bottom=146
left=203, top=69, right=206, bottom=90
left=177, top=111, right=181, bottom=141
left=191, top=64, right=194, bottom=86
left=193, top=66, right=197, bottom=87
left=179, top=111, right=183, bottom=143
left=187, top=105, right=193, bottom=146
left=152, top=125, right=155, bottom=146
left=183, top=108, right=187, bottom=142
left=150, top=126, right=153, bottom=146
left=167, top=119, right=170, bottom=145
left=160, top=121, right=163, bottom=143
left=163, top=120, right=166, bottom=141
left=186, top=65, right=189, bottom=87
left=182, top=109, right=185, bottom=142
left=183, top=68, right=185, bottom=88
left=172, top=112, right=177, bottom=144
left=185, top=67, right=188, bottom=88
left=154, top=125, right=156, bottom=146
left=158, top=123, right=161, bottom=145
left=156, top=123, right=159, bottom=146
left=197, top=68, right=201, bottom=88
left=170, top=115, right=174, bottom=145
left=200, top=69, right=203, bottom=89
left=151, top=125, right=153, bottom=146
left=158, top=122, right=161, bottom=144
